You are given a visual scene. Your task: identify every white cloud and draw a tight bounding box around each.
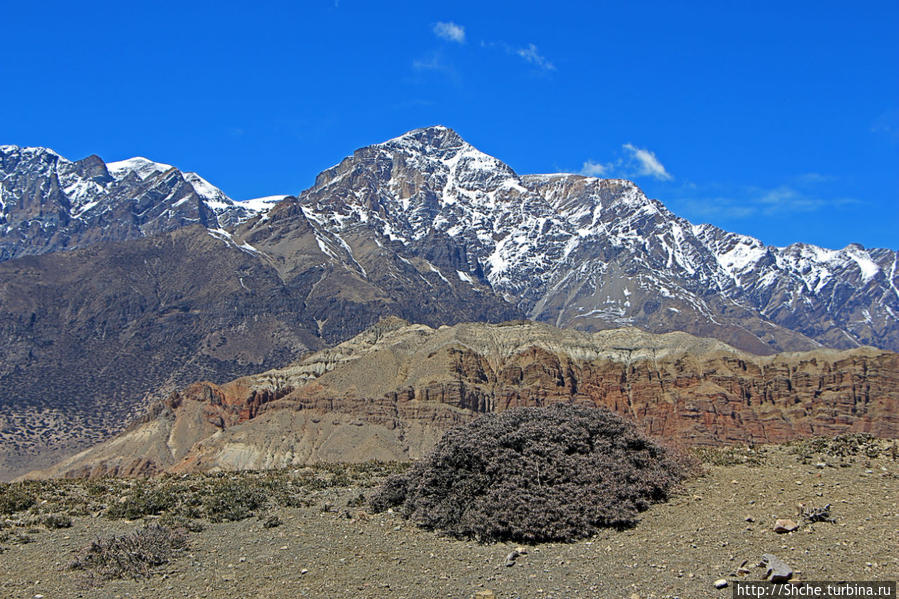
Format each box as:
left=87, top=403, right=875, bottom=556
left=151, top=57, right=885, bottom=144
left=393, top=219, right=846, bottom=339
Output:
left=674, top=183, right=861, bottom=220
left=433, top=21, right=465, bottom=43
left=516, top=43, right=555, bottom=71
left=622, top=143, right=672, bottom=180
left=579, top=160, right=610, bottom=177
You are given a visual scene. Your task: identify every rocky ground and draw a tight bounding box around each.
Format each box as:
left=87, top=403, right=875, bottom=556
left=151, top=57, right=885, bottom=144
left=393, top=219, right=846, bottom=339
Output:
left=1, top=440, right=896, bottom=599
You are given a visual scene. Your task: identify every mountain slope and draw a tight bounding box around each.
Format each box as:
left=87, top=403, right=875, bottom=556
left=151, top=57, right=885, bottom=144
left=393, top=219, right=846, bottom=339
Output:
left=0, top=215, right=519, bottom=479
left=0, top=145, right=267, bottom=260
left=3, top=130, right=895, bottom=352
left=292, top=126, right=898, bottom=353
left=28, top=318, right=898, bottom=479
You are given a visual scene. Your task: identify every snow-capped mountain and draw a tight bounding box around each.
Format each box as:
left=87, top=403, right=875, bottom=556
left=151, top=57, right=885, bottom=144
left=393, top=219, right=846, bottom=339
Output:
left=282, top=126, right=898, bottom=352
left=1, top=129, right=896, bottom=352
left=2, top=126, right=897, bottom=476
left=0, top=145, right=274, bottom=260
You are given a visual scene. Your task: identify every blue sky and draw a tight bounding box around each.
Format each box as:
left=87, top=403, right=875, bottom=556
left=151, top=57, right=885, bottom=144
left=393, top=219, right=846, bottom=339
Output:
left=3, top=0, right=897, bottom=250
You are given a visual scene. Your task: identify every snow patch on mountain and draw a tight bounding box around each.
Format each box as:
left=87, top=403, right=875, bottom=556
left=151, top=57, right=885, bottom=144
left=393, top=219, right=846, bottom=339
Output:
left=290, top=126, right=897, bottom=352
left=107, top=157, right=173, bottom=180
left=242, top=195, right=289, bottom=212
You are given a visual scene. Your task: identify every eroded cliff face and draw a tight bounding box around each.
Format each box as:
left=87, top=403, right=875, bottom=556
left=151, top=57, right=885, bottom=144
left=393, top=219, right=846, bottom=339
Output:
left=27, top=320, right=899, bottom=479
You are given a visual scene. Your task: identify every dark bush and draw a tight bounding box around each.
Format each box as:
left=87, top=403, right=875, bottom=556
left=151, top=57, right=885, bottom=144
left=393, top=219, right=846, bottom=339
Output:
left=202, top=479, right=267, bottom=522
left=106, top=482, right=176, bottom=520
left=370, top=403, right=686, bottom=543
left=0, top=484, right=36, bottom=515
left=69, top=524, right=187, bottom=581
left=41, top=513, right=73, bottom=529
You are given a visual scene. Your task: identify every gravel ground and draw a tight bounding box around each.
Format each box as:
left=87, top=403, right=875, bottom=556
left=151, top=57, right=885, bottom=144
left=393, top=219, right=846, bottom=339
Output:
left=1, top=446, right=896, bottom=599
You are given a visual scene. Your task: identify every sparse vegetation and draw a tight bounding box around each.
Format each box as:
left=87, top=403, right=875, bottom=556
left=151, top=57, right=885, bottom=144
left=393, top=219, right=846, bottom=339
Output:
left=691, top=445, right=768, bottom=467
left=0, top=462, right=405, bottom=527
left=41, top=513, right=72, bottom=529
left=202, top=478, right=268, bottom=522
left=370, top=404, right=687, bottom=543
left=0, top=483, right=36, bottom=514
left=106, top=480, right=178, bottom=519
left=789, top=432, right=887, bottom=464
left=1, top=442, right=896, bottom=598
left=69, top=524, right=187, bottom=582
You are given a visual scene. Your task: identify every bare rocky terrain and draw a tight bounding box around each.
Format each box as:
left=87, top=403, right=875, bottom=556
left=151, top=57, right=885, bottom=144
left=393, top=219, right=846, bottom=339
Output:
left=28, top=318, right=898, bottom=480
left=1, top=441, right=897, bottom=599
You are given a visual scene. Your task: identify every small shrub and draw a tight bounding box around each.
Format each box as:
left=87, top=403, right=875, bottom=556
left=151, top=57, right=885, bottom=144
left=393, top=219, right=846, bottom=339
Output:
left=202, top=479, right=267, bottom=522
left=159, top=512, right=205, bottom=533
left=692, top=445, right=767, bottom=467
left=0, top=530, right=33, bottom=545
left=69, top=524, right=187, bottom=582
left=791, top=433, right=884, bottom=462
left=346, top=492, right=367, bottom=508
left=370, top=403, right=686, bottom=543
left=106, top=482, right=176, bottom=520
left=0, top=484, right=36, bottom=515
left=262, top=514, right=282, bottom=528
left=41, top=513, right=73, bottom=529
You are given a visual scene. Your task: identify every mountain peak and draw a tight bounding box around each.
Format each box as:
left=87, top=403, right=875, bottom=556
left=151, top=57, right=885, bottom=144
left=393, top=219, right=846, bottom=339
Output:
left=378, top=125, right=465, bottom=151
left=106, top=156, right=174, bottom=181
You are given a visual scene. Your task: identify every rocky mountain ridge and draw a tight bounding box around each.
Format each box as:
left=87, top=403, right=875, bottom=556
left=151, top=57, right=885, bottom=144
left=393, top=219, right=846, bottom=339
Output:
left=290, top=126, right=898, bottom=353
left=3, top=129, right=896, bottom=353
left=28, top=318, right=898, bottom=479
left=0, top=145, right=266, bottom=261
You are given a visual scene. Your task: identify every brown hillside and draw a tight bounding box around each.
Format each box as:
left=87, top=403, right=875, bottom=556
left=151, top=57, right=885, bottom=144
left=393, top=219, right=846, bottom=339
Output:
left=27, top=318, right=899, bottom=479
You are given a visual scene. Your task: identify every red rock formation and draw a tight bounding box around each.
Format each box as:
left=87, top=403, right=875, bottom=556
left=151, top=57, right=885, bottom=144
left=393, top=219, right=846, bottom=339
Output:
left=171, top=345, right=899, bottom=448
left=30, top=322, right=899, bottom=478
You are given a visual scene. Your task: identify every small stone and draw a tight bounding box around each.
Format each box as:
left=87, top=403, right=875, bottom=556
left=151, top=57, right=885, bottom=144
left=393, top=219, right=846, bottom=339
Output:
left=714, top=579, right=728, bottom=589
left=760, top=553, right=793, bottom=583
left=505, top=549, right=522, bottom=566
left=745, top=516, right=755, bottom=523
left=773, top=519, right=799, bottom=533
left=473, top=591, right=496, bottom=599
left=815, top=462, right=827, bottom=469
left=301, top=568, right=309, bottom=575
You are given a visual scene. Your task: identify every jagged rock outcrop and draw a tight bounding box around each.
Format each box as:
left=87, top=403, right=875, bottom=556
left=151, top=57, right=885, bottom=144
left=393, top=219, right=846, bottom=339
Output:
left=28, top=320, right=897, bottom=479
